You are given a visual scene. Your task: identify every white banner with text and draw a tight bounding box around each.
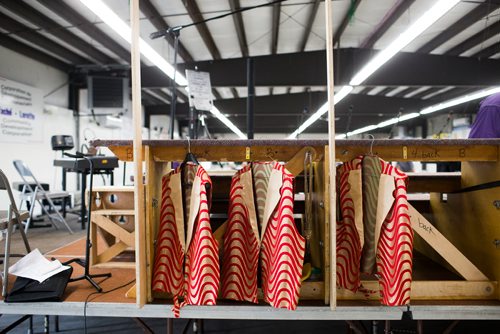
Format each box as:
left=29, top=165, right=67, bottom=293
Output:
left=0, top=77, right=43, bottom=143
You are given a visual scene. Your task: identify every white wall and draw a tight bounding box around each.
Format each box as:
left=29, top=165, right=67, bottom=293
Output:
left=1, top=46, right=72, bottom=208
left=0, top=46, right=144, bottom=210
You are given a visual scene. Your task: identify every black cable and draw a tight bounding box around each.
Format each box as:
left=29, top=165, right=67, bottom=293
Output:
left=150, top=0, right=289, bottom=39
left=83, top=278, right=136, bottom=334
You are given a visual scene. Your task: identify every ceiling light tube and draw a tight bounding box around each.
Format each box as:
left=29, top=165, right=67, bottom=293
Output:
left=350, top=0, right=460, bottom=86
left=209, top=106, right=247, bottom=139
left=420, top=86, right=500, bottom=115
left=80, top=0, right=188, bottom=86
left=80, top=0, right=246, bottom=138
left=287, top=85, right=353, bottom=139
left=290, top=0, right=459, bottom=138
left=376, top=112, right=420, bottom=128
left=342, top=87, right=500, bottom=137
left=347, top=124, right=377, bottom=137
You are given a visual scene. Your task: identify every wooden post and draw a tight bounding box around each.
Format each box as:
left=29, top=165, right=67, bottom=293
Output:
left=130, top=0, right=146, bottom=307
left=325, top=0, right=337, bottom=310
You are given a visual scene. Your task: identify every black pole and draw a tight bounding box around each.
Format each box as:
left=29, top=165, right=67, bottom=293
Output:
left=169, top=31, right=180, bottom=139
left=189, top=107, right=196, bottom=139
left=246, top=57, right=254, bottom=139
left=62, top=152, right=111, bottom=292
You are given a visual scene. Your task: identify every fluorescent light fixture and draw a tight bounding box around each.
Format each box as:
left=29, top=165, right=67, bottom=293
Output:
left=209, top=106, right=247, bottom=139
left=341, top=87, right=500, bottom=137
left=80, top=0, right=187, bottom=86
left=287, top=86, right=353, bottom=139
left=350, top=0, right=460, bottom=86
left=289, top=0, right=459, bottom=138
left=376, top=112, right=420, bottom=128
left=420, top=86, right=500, bottom=115
left=80, top=0, right=246, bottom=138
left=347, top=124, right=377, bottom=137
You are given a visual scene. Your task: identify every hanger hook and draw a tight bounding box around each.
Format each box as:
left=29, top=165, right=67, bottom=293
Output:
left=367, top=134, right=375, bottom=155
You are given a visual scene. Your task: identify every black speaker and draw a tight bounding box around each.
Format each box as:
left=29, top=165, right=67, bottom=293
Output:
left=51, top=135, right=74, bottom=151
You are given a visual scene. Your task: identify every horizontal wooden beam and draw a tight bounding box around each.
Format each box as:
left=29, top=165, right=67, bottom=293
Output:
left=338, top=281, right=497, bottom=300
left=94, top=139, right=500, bottom=163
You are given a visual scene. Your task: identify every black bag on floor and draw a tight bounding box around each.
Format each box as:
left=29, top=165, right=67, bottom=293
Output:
left=5, top=267, right=73, bottom=303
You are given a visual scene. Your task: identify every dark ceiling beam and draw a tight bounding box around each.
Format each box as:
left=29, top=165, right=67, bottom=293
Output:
left=417, top=87, right=442, bottom=99
left=0, top=34, right=70, bottom=72
left=446, top=20, right=500, bottom=56
left=375, top=87, right=394, bottom=96
left=358, top=87, right=372, bottom=95
left=146, top=91, right=427, bottom=120
left=472, top=41, right=500, bottom=59
left=299, top=0, right=320, bottom=52
left=229, top=0, right=249, bottom=57
left=142, top=90, right=165, bottom=106
left=271, top=2, right=281, bottom=54
left=333, top=0, right=362, bottom=45
left=183, top=0, right=237, bottom=97
left=149, top=89, right=172, bottom=103
left=144, top=49, right=500, bottom=87
left=360, top=0, right=415, bottom=49
left=392, top=87, right=415, bottom=98
left=37, top=0, right=130, bottom=62
left=140, top=0, right=224, bottom=99
left=183, top=0, right=221, bottom=59
left=407, top=87, right=432, bottom=99
left=139, top=0, right=193, bottom=62
left=417, top=2, right=500, bottom=54
left=0, top=0, right=114, bottom=64
left=189, top=92, right=429, bottom=134
left=0, top=12, right=89, bottom=64
left=433, top=86, right=480, bottom=102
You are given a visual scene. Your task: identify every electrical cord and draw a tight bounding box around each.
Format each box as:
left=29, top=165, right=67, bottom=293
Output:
left=150, top=0, right=289, bottom=40
left=83, top=278, right=136, bottom=333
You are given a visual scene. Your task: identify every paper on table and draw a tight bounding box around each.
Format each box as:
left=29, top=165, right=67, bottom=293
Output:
left=8, top=248, right=71, bottom=283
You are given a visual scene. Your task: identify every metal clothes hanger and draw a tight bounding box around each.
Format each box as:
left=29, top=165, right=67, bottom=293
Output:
left=182, top=136, right=199, bottom=165
left=367, top=134, right=375, bottom=156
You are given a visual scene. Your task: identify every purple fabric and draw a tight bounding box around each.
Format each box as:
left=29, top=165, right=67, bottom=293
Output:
left=469, top=93, right=500, bottom=138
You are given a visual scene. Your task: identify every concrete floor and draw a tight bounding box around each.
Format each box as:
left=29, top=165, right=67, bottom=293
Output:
left=5, top=212, right=86, bottom=260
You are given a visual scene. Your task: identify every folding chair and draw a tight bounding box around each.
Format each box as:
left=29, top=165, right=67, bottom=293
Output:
left=0, top=169, right=31, bottom=296
left=13, top=160, right=73, bottom=234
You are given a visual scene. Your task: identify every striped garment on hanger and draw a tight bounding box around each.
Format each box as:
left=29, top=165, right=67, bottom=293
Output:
left=221, top=162, right=305, bottom=310
left=152, top=163, right=219, bottom=317
left=336, top=156, right=413, bottom=306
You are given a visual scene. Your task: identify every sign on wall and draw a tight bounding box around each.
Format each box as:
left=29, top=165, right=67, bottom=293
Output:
left=0, top=77, right=43, bottom=143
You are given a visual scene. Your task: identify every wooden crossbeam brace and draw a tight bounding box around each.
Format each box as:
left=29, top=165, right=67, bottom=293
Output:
left=92, top=214, right=135, bottom=247
left=408, top=204, right=488, bottom=281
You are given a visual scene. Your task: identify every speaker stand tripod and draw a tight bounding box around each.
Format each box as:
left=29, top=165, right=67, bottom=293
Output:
left=62, top=152, right=111, bottom=292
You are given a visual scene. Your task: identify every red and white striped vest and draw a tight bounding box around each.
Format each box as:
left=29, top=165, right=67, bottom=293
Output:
left=336, top=156, right=413, bottom=306
left=152, top=163, right=219, bottom=317
left=221, top=162, right=305, bottom=310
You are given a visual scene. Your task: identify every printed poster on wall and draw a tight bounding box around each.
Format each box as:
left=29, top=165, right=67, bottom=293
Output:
left=0, top=77, right=43, bottom=143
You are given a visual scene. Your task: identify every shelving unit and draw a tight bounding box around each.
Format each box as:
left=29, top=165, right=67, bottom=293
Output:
left=89, top=138, right=500, bottom=318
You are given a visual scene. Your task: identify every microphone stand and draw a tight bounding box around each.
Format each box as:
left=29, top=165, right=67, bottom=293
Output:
left=62, top=152, right=111, bottom=292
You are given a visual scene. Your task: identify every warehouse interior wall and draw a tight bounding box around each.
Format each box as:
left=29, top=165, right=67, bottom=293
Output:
left=0, top=46, right=73, bottom=207
left=0, top=46, right=141, bottom=209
